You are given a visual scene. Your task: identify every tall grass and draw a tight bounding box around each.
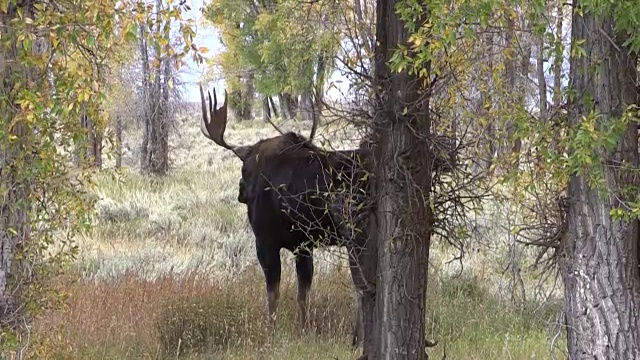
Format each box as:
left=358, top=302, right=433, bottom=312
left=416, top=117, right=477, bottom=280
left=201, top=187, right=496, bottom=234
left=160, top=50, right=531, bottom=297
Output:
left=30, top=268, right=563, bottom=359
left=29, top=112, right=565, bottom=359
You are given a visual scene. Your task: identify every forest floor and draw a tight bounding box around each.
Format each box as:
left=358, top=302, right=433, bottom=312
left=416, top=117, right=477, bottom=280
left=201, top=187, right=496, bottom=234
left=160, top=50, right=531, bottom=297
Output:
left=29, top=111, right=566, bottom=359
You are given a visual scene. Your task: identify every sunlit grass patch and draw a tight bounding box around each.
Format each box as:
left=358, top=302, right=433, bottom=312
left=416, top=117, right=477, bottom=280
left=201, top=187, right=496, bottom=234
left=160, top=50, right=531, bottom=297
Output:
left=78, top=159, right=254, bottom=280
left=426, top=272, right=565, bottom=359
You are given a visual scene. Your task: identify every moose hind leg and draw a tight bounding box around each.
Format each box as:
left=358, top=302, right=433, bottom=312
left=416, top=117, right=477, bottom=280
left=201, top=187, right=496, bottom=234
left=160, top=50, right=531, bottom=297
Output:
left=295, top=251, right=314, bottom=328
left=257, top=245, right=282, bottom=326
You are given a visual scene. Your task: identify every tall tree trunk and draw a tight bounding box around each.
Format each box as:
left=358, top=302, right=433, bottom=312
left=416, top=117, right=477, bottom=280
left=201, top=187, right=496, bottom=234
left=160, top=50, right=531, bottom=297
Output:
left=140, top=2, right=170, bottom=176
left=366, top=0, right=433, bottom=358
left=262, top=96, right=272, bottom=122
left=561, top=1, right=640, bottom=357
left=552, top=0, right=564, bottom=106
left=501, top=15, right=520, bottom=162
left=230, top=87, right=244, bottom=120
left=536, top=37, right=548, bottom=118
left=353, top=0, right=374, bottom=56
left=89, top=115, right=103, bottom=169
left=268, top=96, right=278, bottom=118
left=149, top=0, right=164, bottom=173
left=300, top=89, right=315, bottom=123
left=155, top=24, right=171, bottom=174
left=0, top=4, right=33, bottom=333
left=0, top=126, right=31, bottom=332
left=535, top=34, right=548, bottom=170
left=290, top=94, right=299, bottom=117
left=474, top=30, right=495, bottom=174
left=512, top=25, right=531, bottom=159
left=74, top=112, right=89, bottom=167
left=138, top=25, right=151, bottom=171
left=94, top=136, right=103, bottom=168
left=115, top=114, right=123, bottom=169
left=89, top=62, right=103, bottom=169
left=314, top=53, right=327, bottom=120
left=278, top=93, right=288, bottom=119
left=279, top=93, right=294, bottom=119
left=240, top=71, right=254, bottom=121
left=75, top=111, right=103, bottom=168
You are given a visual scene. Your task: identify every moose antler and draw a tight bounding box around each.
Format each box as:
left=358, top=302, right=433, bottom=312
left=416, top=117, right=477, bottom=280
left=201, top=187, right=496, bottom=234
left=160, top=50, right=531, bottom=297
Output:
left=200, top=85, right=249, bottom=159
left=266, top=115, right=285, bottom=136
left=266, top=92, right=320, bottom=141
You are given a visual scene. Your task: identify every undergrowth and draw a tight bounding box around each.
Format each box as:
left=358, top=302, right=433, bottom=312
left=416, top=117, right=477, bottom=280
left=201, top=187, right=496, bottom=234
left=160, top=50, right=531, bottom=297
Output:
left=29, top=267, right=563, bottom=359
left=29, top=113, right=565, bottom=359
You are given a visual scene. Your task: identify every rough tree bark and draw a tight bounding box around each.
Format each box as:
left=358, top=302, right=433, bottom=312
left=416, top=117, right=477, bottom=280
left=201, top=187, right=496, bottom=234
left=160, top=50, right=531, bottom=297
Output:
left=561, top=1, right=640, bottom=358
left=364, top=0, right=433, bottom=358
left=0, top=2, right=33, bottom=332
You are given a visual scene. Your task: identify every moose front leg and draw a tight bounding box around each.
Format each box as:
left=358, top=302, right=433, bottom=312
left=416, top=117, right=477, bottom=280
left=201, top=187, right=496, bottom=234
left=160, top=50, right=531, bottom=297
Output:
left=257, top=245, right=281, bottom=327
left=295, top=251, right=314, bottom=328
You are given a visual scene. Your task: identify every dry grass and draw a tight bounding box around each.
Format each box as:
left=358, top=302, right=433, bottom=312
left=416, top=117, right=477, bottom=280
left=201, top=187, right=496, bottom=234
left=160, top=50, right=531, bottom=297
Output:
left=29, top=267, right=563, bottom=359
left=28, top=111, right=566, bottom=359
left=29, top=264, right=357, bottom=359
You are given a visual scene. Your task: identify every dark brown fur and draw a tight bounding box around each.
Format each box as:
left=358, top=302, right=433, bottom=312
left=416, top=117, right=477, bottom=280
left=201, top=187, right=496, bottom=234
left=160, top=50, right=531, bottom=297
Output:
left=198, top=86, right=441, bottom=353
left=233, top=131, right=371, bottom=345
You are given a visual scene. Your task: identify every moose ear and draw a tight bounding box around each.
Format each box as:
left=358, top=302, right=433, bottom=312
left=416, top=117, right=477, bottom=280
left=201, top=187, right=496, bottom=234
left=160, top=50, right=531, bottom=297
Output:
left=236, top=146, right=253, bottom=161
left=284, top=131, right=308, bottom=145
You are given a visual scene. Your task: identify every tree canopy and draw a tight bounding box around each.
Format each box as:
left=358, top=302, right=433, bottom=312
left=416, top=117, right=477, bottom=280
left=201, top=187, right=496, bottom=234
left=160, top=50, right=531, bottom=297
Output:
left=203, top=0, right=339, bottom=102
left=0, top=0, right=205, bottom=350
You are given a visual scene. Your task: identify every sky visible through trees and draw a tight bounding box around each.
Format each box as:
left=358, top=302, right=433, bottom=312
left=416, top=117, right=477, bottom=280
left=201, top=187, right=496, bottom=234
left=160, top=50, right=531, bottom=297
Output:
left=181, top=0, right=574, bottom=106
left=180, top=0, right=363, bottom=103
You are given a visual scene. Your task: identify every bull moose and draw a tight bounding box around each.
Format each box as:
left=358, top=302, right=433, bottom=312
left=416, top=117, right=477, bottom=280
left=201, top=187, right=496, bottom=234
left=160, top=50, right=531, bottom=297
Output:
left=199, top=86, right=373, bottom=346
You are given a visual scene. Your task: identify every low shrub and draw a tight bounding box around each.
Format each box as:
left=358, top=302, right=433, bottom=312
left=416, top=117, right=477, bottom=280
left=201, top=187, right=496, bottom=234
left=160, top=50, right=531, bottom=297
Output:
left=157, top=293, right=267, bottom=356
